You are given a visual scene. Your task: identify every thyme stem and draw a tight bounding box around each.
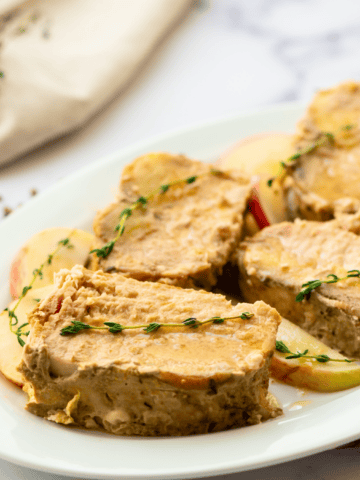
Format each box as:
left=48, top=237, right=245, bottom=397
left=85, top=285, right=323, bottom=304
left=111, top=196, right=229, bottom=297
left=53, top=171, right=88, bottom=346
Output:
left=267, top=124, right=355, bottom=187
left=275, top=340, right=354, bottom=363
left=296, top=270, right=360, bottom=302
left=60, top=312, right=254, bottom=336
left=90, top=169, right=223, bottom=259
left=5, top=234, right=75, bottom=346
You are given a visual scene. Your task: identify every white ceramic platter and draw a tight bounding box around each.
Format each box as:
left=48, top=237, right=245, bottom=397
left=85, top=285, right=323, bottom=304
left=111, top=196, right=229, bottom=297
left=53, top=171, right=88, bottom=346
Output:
left=1, top=103, right=360, bottom=480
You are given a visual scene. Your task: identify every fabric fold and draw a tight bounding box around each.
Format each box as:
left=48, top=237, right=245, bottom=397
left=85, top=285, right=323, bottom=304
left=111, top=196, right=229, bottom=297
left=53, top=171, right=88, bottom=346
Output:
left=0, top=0, right=192, bottom=166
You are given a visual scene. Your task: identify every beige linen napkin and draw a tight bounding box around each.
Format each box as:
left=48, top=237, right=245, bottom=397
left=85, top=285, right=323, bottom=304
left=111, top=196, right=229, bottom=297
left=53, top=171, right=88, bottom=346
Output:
left=0, top=0, right=192, bottom=166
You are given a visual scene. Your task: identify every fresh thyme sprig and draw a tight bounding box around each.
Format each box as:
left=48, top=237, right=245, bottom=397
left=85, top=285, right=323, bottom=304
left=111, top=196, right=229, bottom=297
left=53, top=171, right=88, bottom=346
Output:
left=275, top=340, right=354, bottom=363
left=267, top=124, right=355, bottom=187
left=5, top=236, right=74, bottom=346
left=296, top=270, right=360, bottom=302
left=90, top=169, right=223, bottom=259
left=60, top=312, right=254, bottom=336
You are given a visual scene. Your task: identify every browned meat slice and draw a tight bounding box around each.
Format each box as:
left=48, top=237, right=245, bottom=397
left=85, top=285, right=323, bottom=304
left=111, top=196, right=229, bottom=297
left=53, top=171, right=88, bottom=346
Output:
left=20, top=266, right=281, bottom=436
left=92, top=152, right=251, bottom=290
left=283, top=81, right=360, bottom=221
left=236, top=219, right=360, bottom=358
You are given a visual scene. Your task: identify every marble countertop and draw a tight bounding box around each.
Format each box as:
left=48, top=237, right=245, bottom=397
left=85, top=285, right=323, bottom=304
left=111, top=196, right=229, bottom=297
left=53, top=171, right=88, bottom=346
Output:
left=3, top=0, right=360, bottom=216
left=1, top=1, right=360, bottom=479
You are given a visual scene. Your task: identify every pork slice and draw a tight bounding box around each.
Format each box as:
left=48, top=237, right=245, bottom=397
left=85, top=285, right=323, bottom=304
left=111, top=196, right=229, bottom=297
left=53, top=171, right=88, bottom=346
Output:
left=20, top=265, right=281, bottom=436
left=283, top=81, right=360, bottom=221
left=92, top=152, right=251, bottom=290
left=236, top=219, right=360, bottom=358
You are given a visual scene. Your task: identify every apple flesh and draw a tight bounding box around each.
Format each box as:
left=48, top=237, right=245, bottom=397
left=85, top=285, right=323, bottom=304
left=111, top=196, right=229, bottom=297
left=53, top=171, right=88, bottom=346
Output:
left=10, top=227, right=94, bottom=299
left=216, top=132, right=294, bottom=226
left=0, top=285, right=55, bottom=387
left=271, top=318, right=360, bottom=392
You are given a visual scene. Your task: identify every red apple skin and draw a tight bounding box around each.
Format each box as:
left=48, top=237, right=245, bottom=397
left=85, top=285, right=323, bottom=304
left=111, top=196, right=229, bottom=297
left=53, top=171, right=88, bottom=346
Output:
left=248, top=189, right=271, bottom=230
left=216, top=132, right=294, bottom=226
left=9, top=258, right=21, bottom=299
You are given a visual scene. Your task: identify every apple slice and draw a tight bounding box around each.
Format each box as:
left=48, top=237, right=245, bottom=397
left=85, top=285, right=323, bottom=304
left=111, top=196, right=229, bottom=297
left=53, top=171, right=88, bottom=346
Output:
left=0, top=285, right=55, bottom=387
left=216, top=132, right=294, bottom=225
left=271, top=318, right=360, bottom=392
left=10, top=228, right=94, bottom=299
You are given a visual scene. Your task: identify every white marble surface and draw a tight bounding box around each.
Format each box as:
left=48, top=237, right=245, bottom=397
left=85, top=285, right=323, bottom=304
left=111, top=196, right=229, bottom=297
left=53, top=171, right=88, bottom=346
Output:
left=3, top=0, right=360, bottom=215
left=1, top=0, right=360, bottom=478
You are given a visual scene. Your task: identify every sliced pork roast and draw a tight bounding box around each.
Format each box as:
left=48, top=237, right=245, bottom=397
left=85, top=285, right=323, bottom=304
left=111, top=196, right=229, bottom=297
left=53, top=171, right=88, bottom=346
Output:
left=283, top=81, right=360, bottom=221
left=236, top=219, right=360, bottom=358
left=20, top=266, right=281, bottom=436
left=92, top=152, right=252, bottom=290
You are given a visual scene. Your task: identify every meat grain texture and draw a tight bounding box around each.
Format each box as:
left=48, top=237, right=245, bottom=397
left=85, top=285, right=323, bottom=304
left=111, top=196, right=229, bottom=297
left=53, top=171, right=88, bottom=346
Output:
left=236, top=219, right=360, bottom=358
left=92, top=152, right=252, bottom=290
left=20, top=266, right=281, bottom=436
left=283, top=81, right=360, bottom=221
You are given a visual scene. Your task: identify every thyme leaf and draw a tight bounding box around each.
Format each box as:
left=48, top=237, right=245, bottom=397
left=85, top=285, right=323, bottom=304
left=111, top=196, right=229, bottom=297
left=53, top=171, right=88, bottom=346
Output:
left=137, top=196, right=147, bottom=205
left=296, top=270, right=360, bottom=302
left=103, top=322, right=124, bottom=333
left=90, top=169, right=223, bottom=260
left=275, top=340, right=291, bottom=354
left=183, top=317, right=198, bottom=326
left=144, top=322, right=162, bottom=333
left=275, top=341, right=353, bottom=363
left=21, top=285, right=32, bottom=296
left=186, top=176, right=197, bottom=184
left=239, top=312, right=255, bottom=320
left=60, top=321, right=92, bottom=335
left=60, top=312, right=254, bottom=336
left=33, top=268, right=43, bottom=279
left=160, top=184, right=170, bottom=193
